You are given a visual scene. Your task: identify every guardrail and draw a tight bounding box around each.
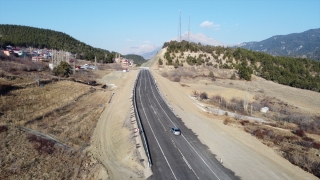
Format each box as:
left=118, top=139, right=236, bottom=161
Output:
left=149, top=71, right=178, bottom=117
left=133, top=70, right=152, bottom=166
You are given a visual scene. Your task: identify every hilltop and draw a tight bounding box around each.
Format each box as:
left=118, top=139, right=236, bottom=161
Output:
left=150, top=40, right=320, bottom=92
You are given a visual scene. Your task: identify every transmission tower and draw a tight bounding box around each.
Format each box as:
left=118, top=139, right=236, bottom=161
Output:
left=179, top=11, right=181, bottom=42
left=178, top=10, right=182, bottom=42
left=188, top=14, right=190, bottom=42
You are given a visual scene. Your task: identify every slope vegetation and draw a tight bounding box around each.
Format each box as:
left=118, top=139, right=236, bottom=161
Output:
left=0, top=24, right=116, bottom=62
left=158, top=40, right=320, bottom=92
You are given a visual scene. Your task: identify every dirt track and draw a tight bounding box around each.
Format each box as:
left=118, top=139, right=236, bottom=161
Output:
left=89, top=70, right=150, bottom=179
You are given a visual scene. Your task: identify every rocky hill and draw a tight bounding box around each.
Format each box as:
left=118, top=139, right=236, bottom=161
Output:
left=236, top=28, right=320, bottom=60
left=151, top=40, right=320, bottom=92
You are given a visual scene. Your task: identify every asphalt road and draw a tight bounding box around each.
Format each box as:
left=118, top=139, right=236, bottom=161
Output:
left=135, top=69, right=239, bottom=180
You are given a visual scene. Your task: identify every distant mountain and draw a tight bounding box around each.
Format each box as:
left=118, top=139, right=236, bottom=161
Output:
left=139, top=47, right=161, bottom=59
left=236, top=28, right=320, bottom=60
left=122, top=44, right=160, bottom=60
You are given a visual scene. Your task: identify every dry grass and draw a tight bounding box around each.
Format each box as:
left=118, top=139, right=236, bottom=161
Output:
left=26, top=90, right=110, bottom=148
left=0, top=67, right=112, bottom=179
left=0, top=80, right=111, bottom=148
left=226, top=120, right=320, bottom=178
left=0, top=125, right=101, bottom=180
left=0, top=81, right=90, bottom=125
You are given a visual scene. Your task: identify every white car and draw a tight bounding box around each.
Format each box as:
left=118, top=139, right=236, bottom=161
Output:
left=171, top=127, right=181, bottom=135
left=80, top=64, right=89, bottom=69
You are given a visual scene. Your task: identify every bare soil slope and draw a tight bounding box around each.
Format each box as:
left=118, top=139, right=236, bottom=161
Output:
left=90, top=69, right=151, bottom=180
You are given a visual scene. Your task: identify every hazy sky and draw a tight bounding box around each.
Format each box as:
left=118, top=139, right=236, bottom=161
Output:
left=1, top=0, right=319, bottom=54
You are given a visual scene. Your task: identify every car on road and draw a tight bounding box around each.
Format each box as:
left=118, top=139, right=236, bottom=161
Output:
left=171, top=127, right=181, bottom=135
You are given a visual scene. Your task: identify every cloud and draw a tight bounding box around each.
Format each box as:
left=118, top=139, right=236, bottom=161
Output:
left=173, top=32, right=225, bottom=46
left=200, top=20, right=213, bottom=28
left=120, top=44, right=159, bottom=55
left=200, top=21, right=220, bottom=30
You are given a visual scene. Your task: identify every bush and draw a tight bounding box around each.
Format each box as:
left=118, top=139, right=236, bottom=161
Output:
left=293, top=129, right=306, bottom=137
left=224, top=117, right=231, bottom=125
left=240, top=120, right=249, bottom=126
left=27, top=134, right=55, bottom=155
left=158, top=58, right=163, bottom=65
left=208, top=71, right=214, bottom=78
left=230, top=73, right=236, bottom=80
left=52, top=61, right=71, bottom=77
left=172, top=76, right=180, bottom=82
left=313, top=142, right=320, bottom=149
left=0, top=125, right=8, bottom=133
left=199, top=92, right=208, bottom=100
left=161, top=72, right=168, bottom=77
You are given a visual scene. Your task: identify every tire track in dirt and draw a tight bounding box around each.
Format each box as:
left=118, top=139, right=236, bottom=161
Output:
left=89, top=70, right=146, bottom=179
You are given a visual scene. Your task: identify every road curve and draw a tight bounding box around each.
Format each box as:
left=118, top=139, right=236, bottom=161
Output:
left=135, top=69, right=239, bottom=180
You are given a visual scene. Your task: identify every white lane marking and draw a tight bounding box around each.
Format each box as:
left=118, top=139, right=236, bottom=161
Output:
left=144, top=70, right=147, bottom=91
left=147, top=83, right=198, bottom=179
left=181, top=134, right=221, bottom=180
left=145, top=71, right=199, bottom=178
left=145, top=70, right=221, bottom=180
left=148, top=98, right=167, bottom=132
left=138, top=71, right=177, bottom=180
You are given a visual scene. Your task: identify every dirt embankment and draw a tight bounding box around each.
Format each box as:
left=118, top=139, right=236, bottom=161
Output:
left=89, top=69, right=151, bottom=180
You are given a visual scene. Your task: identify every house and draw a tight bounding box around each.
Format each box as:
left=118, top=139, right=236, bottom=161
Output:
left=32, top=56, right=44, bottom=62
left=3, top=50, right=11, bottom=56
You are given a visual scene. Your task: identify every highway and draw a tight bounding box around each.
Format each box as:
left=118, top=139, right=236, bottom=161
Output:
left=135, top=69, right=239, bottom=180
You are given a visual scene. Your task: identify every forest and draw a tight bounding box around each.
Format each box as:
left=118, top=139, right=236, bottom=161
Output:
left=0, top=25, right=116, bottom=63
left=123, top=54, right=146, bottom=66
left=162, top=40, right=320, bottom=92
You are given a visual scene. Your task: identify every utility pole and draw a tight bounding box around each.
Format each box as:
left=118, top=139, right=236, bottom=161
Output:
left=73, top=53, right=76, bottom=75
left=179, top=10, right=181, bottom=42
left=177, top=10, right=182, bottom=42
left=95, top=56, right=97, bottom=68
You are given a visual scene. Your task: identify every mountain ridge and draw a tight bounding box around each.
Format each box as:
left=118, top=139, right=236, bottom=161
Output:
left=236, top=28, right=320, bottom=60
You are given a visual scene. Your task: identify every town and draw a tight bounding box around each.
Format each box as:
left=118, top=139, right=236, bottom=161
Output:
left=1, top=45, right=135, bottom=71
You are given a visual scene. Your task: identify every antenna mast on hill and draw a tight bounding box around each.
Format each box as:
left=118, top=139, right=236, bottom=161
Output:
left=179, top=10, right=181, bottom=42
left=178, top=10, right=182, bottom=42
left=188, top=14, right=190, bottom=42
